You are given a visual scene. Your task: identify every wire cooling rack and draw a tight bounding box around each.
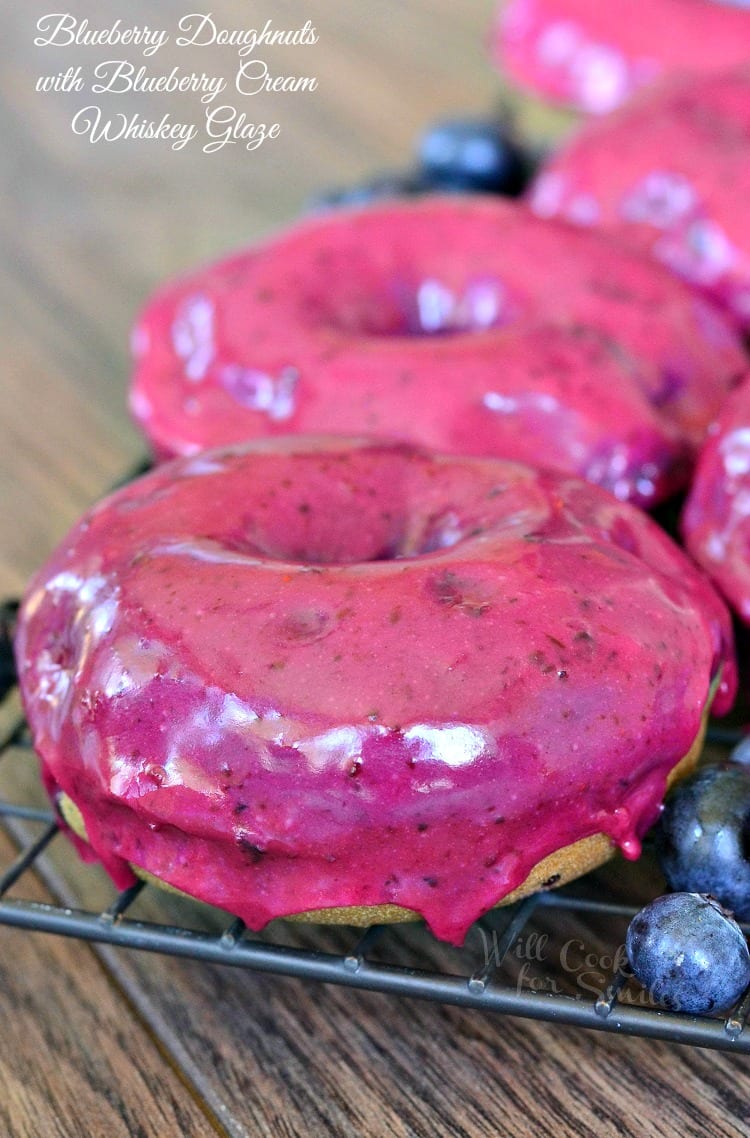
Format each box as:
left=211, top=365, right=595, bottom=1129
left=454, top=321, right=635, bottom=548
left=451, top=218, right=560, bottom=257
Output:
left=2, top=588, right=750, bottom=1054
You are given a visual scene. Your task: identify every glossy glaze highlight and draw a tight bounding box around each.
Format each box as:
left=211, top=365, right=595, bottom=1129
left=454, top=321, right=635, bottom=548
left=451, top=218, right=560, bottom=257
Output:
left=16, top=438, right=737, bottom=942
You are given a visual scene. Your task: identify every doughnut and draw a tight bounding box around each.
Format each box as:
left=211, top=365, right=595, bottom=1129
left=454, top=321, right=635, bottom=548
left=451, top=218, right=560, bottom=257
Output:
left=494, top=0, right=750, bottom=114
left=15, top=437, right=736, bottom=944
left=529, top=68, right=750, bottom=328
left=683, top=375, right=750, bottom=621
left=129, top=197, right=745, bottom=506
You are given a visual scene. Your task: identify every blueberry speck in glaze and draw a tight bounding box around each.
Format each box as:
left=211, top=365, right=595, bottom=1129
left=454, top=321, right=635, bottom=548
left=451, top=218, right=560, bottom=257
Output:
left=417, top=118, right=529, bottom=196
left=626, top=893, right=750, bottom=1015
left=655, top=763, right=750, bottom=920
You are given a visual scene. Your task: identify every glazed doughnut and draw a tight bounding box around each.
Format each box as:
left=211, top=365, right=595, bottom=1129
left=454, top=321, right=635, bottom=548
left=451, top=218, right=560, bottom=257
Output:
left=130, top=197, right=745, bottom=506
left=683, top=375, right=750, bottom=622
left=15, top=437, right=736, bottom=944
left=529, top=68, right=750, bottom=329
left=495, top=0, right=750, bottom=114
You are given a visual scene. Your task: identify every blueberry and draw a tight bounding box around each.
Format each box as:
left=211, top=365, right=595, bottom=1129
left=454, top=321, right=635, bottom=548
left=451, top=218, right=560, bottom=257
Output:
left=0, top=599, right=18, bottom=701
left=730, top=735, right=750, bottom=766
left=626, top=893, right=750, bottom=1014
left=307, top=170, right=427, bottom=213
left=416, top=118, right=530, bottom=196
left=655, top=763, right=750, bottom=920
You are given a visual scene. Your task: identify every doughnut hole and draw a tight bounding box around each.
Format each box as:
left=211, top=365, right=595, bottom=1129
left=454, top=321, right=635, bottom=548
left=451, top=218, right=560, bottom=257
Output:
left=214, top=449, right=468, bottom=564
left=281, top=211, right=521, bottom=338
left=200, top=447, right=545, bottom=566
left=344, top=274, right=515, bottom=338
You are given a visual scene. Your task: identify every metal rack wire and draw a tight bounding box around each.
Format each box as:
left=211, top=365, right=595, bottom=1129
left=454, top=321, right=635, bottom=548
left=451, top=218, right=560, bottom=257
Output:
left=2, top=596, right=749, bottom=1054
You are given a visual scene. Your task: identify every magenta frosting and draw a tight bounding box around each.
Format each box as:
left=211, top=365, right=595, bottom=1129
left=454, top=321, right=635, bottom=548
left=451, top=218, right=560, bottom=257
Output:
left=129, top=197, right=745, bottom=506
left=684, top=375, right=750, bottom=622
left=495, top=0, right=750, bottom=114
left=16, top=438, right=736, bottom=943
left=529, top=67, right=750, bottom=329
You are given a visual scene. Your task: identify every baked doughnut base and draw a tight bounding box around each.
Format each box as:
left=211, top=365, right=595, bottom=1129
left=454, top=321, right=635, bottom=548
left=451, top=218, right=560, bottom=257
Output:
left=55, top=707, right=708, bottom=928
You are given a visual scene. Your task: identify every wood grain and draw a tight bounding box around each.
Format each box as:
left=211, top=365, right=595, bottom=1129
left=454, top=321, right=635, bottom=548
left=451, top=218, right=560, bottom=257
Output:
left=2, top=2, right=750, bottom=1136
left=0, top=831, right=224, bottom=1138
left=2, top=746, right=749, bottom=1138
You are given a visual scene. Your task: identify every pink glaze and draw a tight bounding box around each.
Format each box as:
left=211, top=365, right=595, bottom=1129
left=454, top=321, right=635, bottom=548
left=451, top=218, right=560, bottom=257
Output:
left=130, top=197, right=745, bottom=506
left=529, top=69, right=750, bottom=329
left=684, top=376, right=750, bottom=621
left=16, top=438, right=736, bottom=944
left=495, top=0, right=750, bottom=114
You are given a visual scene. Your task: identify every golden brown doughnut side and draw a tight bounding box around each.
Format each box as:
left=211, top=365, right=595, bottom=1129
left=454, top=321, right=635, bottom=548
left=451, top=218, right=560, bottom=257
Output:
left=20, top=441, right=734, bottom=944
left=55, top=700, right=709, bottom=928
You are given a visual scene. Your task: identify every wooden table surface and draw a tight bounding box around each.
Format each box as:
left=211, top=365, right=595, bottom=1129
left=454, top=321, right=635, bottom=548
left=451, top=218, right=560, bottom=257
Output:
left=2, top=3, right=749, bottom=1135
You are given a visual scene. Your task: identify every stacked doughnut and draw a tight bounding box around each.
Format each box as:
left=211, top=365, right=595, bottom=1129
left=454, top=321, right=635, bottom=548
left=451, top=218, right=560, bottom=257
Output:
left=529, top=68, right=750, bottom=330
left=525, top=67, right=750, bottom=627
left=16, top=192, right=746, bottom=943
left=131, top=198, right=746, bottom=507
left=684, top=376, right=750, bottom=622
left=494, top=0, right=750, bottom=113
left=16, top=437, right=736, bottom=944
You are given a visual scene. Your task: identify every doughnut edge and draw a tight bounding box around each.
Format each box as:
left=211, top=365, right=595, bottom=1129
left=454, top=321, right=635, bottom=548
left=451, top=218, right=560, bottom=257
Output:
left=55, top=700, right=710, bottom=929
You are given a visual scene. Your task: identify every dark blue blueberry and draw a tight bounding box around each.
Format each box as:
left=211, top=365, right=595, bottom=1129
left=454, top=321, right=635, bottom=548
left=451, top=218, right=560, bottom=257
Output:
left=0, top=599, right=18, bottom=701
left=416, top=118, right=530, bottom=196
left=655, top=763, right=750, bottom=920
left=626, top=893, right=750, bottom=1015
left=307, top=170, right=427, bottom=213
left=729, top=735, right=750, bottom=766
